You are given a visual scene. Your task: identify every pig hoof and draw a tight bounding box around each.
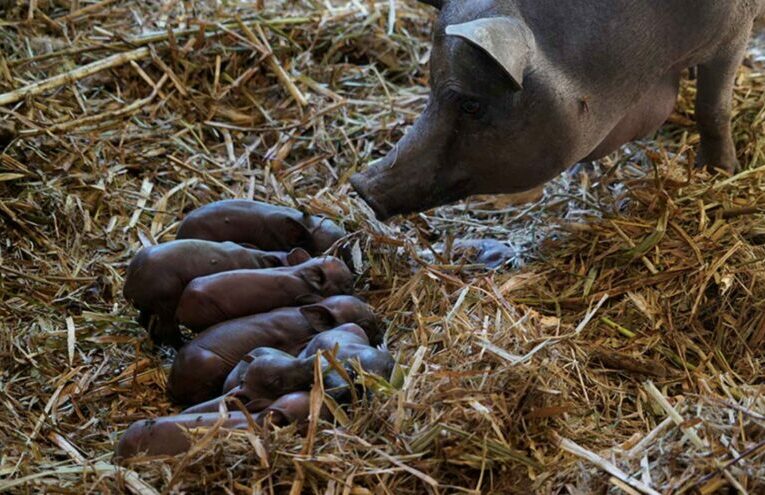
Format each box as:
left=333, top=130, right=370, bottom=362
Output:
left=695, top=146, right=740, bottom=174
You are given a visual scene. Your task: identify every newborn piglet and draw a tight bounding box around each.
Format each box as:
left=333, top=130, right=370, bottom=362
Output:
left=177, top=199, right=346, bottom=255
left=169, top=295, right=382, bottom=405
left=176, top=256, right=354, bottom=331
left=299, top=323, right=395, bottom=381
left=115, top=391, right=319, bottom=461
left=223, top=323, right=393, bottom=399
left=183, top=348, right=316, bottom=415
left=124, top=239, right=309, bottom=347
left=452, top=239, right=516, bottom=269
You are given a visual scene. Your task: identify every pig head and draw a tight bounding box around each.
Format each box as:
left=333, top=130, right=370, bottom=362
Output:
left=351, top=0, right=763, bottom=219
left=351, top=1, right=579, bottom=219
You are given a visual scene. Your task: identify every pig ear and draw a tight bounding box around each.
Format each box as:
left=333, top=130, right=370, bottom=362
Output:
left=282, top=216, right=312, bottom=247
left=299, top=265, right=326, bottom=292
left=445, top=17, right=535, bottom=90
left=300, top=304, right=338, bottom=331
left=418, top=0, right=443, bottom=8
left=263, top=408, right=290, bottom=427
left=286, top=248, right=311, bottom=266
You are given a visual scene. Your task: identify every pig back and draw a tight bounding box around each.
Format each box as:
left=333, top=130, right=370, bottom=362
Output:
left=299, top=325, right=370, bottom=358
left=194, top=307, right=315, bottom=363
left=176, top=200, right=307, bottom=251
left=175, top=267, right=317, bottom=331
left=169, top=314, right=312, bottom=405
left=177, top=199, right=346, bottom=254
left=115, top=411, right=250, bottom=460
left=124, top=240, right=284, bottom=310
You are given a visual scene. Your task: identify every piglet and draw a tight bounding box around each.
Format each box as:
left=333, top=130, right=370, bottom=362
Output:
left=223, top=323, right=393, bottom=397
left=169, top=295, right=382, bottom=405
left=182, top=348, right=316, bottom=414
left=175, top=256, right=354, bottom=331
left=177, top=199, right=346, bottom=255
left=124, top=239, right=310, bottom=347
left=452, top=239, right=515, bottom=269
left=114, top=391, right=319, bottom=461
left=299, top=323, right=395, bottom=380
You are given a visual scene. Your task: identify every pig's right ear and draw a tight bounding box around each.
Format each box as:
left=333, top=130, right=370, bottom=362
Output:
left=300, top=304, right=338, bottom=331
left=280, top=215, right=313, bottom=247
left=418, top=0, right=443, bottom=8
left=286, top=248, right=312, bottom=266
left=445, top=17, right=535, bottom=90
left=299, top=264, right=327, bottom=292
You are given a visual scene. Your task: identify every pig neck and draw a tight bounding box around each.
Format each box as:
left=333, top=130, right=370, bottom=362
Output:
left=333, top=343, right=371, bottom=362
left=244, top=397, right=276, bottom=413
left=297, top=355, right=319, bottom=376
left=195, top=308, right=315, bottom=360
left=245, top=248, right=282, bottom=267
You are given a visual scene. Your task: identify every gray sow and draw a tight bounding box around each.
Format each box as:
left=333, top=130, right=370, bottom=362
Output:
left=351, top=0, right=765, bottom=219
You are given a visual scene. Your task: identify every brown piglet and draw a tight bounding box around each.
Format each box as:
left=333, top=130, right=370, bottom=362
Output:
left=124, top=240, right=309, bottom=347
left=299, top=323, right=395, bottom=380
left=223, top=323, right=394, bottom=395
left=182, top=348, right=316, bottom=414
left=169, top=295, right=381, bottom=405
left=175, top=257, right=354, bottom=331
left=176, top=199, right=346, bottom=255
left=114, top=391, right=319, bottom=461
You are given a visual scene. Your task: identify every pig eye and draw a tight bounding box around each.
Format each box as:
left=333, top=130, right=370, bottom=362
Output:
left=460, top=99, right=482, bottom=115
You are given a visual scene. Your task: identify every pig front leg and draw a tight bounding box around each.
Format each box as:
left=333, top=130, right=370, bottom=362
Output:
left=695, top=35, right=751, bottom=173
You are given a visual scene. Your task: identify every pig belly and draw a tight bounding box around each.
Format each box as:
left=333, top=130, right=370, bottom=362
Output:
left=584, top=71, right=682, bottom=161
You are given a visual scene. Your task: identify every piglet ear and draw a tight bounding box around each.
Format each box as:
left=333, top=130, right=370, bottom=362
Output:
left=299, top=264, right=326, bottom=292
left=300, top=304, right=338, bottom=331
left=263, top=409, right=290, bottom=427
left=418, top=0, right=443, bottom=8
left=445, top=17, right=535, bottom=90
left=286, top=248, right=311, bottom=266
left=282, top=216, right=312, bottom=248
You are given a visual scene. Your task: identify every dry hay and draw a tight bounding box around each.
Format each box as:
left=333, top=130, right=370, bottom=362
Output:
left=1, top=1, right=764, bottom=493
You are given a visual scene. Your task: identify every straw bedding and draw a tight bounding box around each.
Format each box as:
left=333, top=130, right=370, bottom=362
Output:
left=1, top=1, right=763, bottom=493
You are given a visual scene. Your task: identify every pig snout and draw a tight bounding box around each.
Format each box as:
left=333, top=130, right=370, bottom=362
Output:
left=350, top=151, right=445, bottom=221
left=351, top=157, right=470, bottom=220
left=350, top=110, right=472, bottom=220
left=350, top=161, right=393, bottom=221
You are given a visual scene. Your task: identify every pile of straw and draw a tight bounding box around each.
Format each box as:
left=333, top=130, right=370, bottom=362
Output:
left=1, top=1, right=763, bottom=492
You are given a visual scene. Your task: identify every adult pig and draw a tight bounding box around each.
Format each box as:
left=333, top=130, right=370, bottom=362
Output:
left=175, top=256, right=354, bottom=330
left=114, top=392, right=318, bottom=460
left=177, top=199, right=346, bottom=254
left=350, top=0, right=765, bottom=219
left=124, top=240, right=309, bottom=347
left=169, top=295, right=382, bottom=405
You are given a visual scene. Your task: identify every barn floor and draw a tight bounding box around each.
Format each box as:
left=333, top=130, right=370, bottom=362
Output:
left=1, top=1, right=764, bottom=493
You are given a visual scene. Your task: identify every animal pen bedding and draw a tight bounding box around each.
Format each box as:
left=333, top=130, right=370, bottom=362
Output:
left=1, top=0, right=764, bottom=493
